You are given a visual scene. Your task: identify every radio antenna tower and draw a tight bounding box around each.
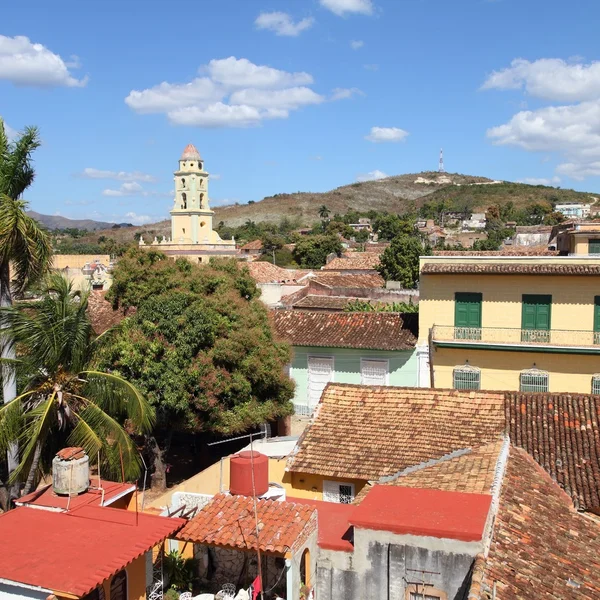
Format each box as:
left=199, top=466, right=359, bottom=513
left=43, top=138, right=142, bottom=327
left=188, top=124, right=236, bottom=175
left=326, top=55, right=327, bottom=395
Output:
left=438, top=148, right=445, bottom=173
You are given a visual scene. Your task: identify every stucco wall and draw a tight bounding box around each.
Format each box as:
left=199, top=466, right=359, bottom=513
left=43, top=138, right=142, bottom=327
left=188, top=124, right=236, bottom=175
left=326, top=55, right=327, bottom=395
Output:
left=51, top=254, right=111, bottom=269
left=432, top=346, right=600, bottom=393
left=419, top=272, right=600, bottom=344
left=289, top=346, right=417, bottom=411
left=317, top=528, right=478, bottom=600
left=282, top=471, right=368, bottom=502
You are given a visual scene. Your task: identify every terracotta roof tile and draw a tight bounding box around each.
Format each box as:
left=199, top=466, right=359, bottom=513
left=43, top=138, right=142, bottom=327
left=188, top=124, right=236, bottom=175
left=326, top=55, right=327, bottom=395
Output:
left=433, top=247, right=557, bottom=256
left=271, top=310, right=416, bottom=350
left=323, top=254, right=381, bottom=271
left=246, top=262, right=298, bottom=284
left=421, top=262, right=600, bottom=276
left=506, top=392, right=600, bottom=511
left=240, top=239, right=263, bottom=251
left=87, top=291, right=135, bottom=335
left=293, top=296, right=356, bottom=310
left=177, top=493, right=317, bottom=555
left=472, top=448, right=600, bottom=599
left=287, top=385, right=506, bottom=480
left=310, top=273, right=384, bottom=288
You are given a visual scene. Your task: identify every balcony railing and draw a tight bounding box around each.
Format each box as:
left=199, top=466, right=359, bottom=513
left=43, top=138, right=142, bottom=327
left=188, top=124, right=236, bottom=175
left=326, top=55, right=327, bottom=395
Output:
left=432, top=325, right=600, bottom=348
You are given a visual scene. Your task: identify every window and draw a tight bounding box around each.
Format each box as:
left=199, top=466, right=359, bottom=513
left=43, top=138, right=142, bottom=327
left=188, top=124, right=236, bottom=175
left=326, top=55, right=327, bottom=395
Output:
left=594, top=297, right=600, bottom=345
left=198, top=162, right=203, bottom=170
left=454, top=293, right=482, bottom=340
left=360, top=359, right=389, bottom=386
left=110, top=571, right=127, bottom=600
left=593, top=375, right=600, bottom=395
left=521, top=295, right=551, bottom=342
left=323, top=480, right=355, bottom=504
left=589, top=239, right=600, bottom=254
left=181, top=192, right=187, bottom=209
left=181, top=178, right=185, bottom=187
left=406, top=584, right=446, bottom=600
left=520, top=368, right=549, bottom=393
left=453, top=365, right=480, bottom=390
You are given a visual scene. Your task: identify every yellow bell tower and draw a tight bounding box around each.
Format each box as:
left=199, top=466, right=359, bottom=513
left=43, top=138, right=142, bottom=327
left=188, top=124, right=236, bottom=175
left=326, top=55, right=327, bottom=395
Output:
left=170, top=144, right=215, bottom=244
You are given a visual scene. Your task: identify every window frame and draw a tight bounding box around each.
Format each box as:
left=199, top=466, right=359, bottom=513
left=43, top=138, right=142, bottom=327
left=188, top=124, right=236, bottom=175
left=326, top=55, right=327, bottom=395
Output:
left=454, top=292, right=482, bottom=340
left=452, top=365, right=481, bottom=390
left=592, top=375, right=600, bottom=395
left=519, top=369, right=549, bottom=393
left=521, top=294, right=552, bottom=342
left=323, top=480, right=355, bottom=504
left=360, top=358, right=390, bottom=386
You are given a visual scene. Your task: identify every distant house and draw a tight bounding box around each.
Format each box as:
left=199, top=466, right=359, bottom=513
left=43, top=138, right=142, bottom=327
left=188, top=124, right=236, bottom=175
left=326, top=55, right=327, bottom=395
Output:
left=462, top=212, right=487, bottom=229
left=555, top=202, right=591, bottom=219
left=239, top=238, right=263, bottom=260
left=272, top=310, right=417, bottom=415
left=513, top=225, right=553, bottom=247
left=322, top=253, right=381, bottom=274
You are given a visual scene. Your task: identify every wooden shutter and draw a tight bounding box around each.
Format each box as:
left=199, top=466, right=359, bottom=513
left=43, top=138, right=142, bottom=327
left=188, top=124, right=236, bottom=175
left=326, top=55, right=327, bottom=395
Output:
left=455, top=293, right=482, bottom=327
left=589, top=239, right=600, bottom=254
left=522, top=295, right=551, bottom=330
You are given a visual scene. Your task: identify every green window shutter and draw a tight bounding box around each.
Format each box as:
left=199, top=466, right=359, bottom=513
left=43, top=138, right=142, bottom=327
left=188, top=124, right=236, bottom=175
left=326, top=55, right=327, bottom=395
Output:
left=455, top=293, right=482, bottom=340
left=522, top=295, right=552, bottom=342
left=589, top=239, right=600, bottom=254
left=594, top=297, right=600, bottom=345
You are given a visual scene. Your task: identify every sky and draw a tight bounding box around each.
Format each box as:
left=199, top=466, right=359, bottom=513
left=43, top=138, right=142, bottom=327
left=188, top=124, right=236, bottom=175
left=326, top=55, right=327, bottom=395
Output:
left=3, top=0, right=600, bottom=225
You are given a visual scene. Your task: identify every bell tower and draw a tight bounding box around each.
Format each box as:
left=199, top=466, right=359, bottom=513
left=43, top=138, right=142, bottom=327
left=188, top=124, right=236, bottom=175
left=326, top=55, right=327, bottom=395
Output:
left=170, top=144, right=214, bottom=244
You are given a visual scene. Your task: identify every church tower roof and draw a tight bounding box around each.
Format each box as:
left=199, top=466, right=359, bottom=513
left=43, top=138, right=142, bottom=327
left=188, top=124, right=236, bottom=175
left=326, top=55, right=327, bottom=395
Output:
left=180, top=144, right=202, bottom=161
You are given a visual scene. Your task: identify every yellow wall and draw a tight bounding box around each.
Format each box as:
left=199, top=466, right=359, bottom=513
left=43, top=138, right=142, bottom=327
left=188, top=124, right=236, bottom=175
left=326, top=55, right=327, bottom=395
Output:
left=419, top=272, right=600, bottom=344
left=51, top=255, right=111, bottom=269
left=432, top=346, right=600, bottom=393
left=98, top=554, right=147, bottom=600
left=282, top=471, right=368, bottom=501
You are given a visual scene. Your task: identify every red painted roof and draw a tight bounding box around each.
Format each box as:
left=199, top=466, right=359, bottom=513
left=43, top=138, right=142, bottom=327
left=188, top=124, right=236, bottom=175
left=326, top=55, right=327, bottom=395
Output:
left=0, top=505, right=185, bottom=597
left=180, top=143, right=201, bottom=160
left=350, top=486, right=491, bottom=542
left=177, top=493, right=317, bottom=555
left=16, top=481, right=136, bottom=511
left=287, top=497, right=355, bottom=552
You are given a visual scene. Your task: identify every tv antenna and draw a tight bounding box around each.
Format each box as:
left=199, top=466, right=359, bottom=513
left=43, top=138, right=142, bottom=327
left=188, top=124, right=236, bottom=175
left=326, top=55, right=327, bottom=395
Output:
left=438, top=148, right=445, bottom=173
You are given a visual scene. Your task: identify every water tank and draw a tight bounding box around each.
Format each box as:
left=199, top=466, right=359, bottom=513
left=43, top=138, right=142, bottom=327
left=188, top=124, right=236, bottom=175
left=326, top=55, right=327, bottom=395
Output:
left=52, top=447, right=90, bottom=496
left=230, top=451, right=269, bottom=496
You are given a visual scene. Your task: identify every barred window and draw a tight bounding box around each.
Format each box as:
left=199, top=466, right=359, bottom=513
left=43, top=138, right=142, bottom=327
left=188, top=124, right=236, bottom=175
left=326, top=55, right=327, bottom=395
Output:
left=453, top=365, right=480, bottom=390
left=592, top=375, right=600, bottom=395
left=520, top=369, right=549, bottom=393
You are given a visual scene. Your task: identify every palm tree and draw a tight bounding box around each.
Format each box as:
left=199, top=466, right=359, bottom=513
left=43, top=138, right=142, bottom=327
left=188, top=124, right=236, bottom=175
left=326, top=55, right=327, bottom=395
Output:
left=0, top=274, right=154, bottom=496
left=0, top=119, right=53, bottom=492
left=318, top=205, right=330, bottom=220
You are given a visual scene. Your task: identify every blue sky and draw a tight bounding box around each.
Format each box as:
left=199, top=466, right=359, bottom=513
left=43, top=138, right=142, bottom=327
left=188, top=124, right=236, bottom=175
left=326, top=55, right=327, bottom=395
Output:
left=2, top=0, right=600, bottom=225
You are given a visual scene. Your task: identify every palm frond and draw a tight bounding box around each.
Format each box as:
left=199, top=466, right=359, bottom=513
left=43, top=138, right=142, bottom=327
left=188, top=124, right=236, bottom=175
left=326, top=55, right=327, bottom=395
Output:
left=9, top=393, right=56, bottom=483
left=0, top=195, right=52, bottom=293
left=69, top=397, right=142, bottom=481
left=0, top=118, right=9, bottom=167
left=0, top=126, right=41, bottom=200
left=79, top=370, right=155, bottom=433
left=0, top=395, right=23, bottom=455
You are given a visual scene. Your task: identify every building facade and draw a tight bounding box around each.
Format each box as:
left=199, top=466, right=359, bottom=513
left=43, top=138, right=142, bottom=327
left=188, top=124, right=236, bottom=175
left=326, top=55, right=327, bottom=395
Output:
left=417, top=230, right=600, bottom=393
left=139, top=145, right=236, bottom=262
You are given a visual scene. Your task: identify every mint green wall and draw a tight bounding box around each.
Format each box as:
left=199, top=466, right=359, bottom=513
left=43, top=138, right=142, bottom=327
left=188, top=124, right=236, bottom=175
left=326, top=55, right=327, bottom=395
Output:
left=290, top=345, right=418, bottom=411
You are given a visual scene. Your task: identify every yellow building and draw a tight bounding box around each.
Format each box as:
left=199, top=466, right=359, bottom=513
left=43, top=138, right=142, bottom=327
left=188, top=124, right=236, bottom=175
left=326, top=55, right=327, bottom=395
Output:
left=418, top=224, right=600, bottom=393
left=140, top=144, right=236, bottom=263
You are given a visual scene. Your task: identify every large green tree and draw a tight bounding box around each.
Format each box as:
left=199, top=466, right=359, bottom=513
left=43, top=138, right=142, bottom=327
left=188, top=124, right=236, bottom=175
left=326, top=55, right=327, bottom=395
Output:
left=0, top=275, right=153, bottom=504
left=100, top=250, right=294, bottom=489
left=377, top=235, right=431, bottom=288
left=0, top=119, right=53, bottom=499
left=292, top=234, right=342, bottom=268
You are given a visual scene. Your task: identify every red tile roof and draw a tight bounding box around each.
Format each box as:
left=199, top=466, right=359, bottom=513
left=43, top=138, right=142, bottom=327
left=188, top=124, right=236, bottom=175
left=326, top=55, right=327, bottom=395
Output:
left=310, top=273, right=384, bottom=288
left=471, top=448, right=600, bottom=599
left=323, top=254, right=381, bottom=271
left=433, top=247, right=557, bottom=256
left=0, top=505, right=185, bottom=597
left=180, top=143, right=201, bottom=160
left=246, top=262, right=298, bottom=284
left=87, top=291, right=135, bottom=335
left=293, top=295, right=356, bottom=311
left=351, top=486, right=491, bottom=542
left=421, top=262, right=600, bottom=276
left=287, top=385, right=506, bottom=480
left=16, top=480, right=136, bottom=511
left=240, top=239, right=263, bottom=251
left=506, top=392, right=600, bottom=511
left=287, top=497, right=355, bottom=552
left=177, top=493, right=317, bottom=555
left=271, top=310, right=416, bottom=350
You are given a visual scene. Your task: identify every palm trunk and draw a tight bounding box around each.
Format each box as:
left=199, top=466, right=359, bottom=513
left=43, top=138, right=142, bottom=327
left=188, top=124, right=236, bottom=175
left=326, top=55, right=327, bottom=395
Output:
left=0, top=261, right=18, bottom=501
left=22, top=442, right=42, bottom=497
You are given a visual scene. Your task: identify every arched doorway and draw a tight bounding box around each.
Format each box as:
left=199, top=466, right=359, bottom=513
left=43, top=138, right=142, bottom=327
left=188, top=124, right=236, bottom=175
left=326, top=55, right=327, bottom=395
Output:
left=300, top=548, right=310, bottom=587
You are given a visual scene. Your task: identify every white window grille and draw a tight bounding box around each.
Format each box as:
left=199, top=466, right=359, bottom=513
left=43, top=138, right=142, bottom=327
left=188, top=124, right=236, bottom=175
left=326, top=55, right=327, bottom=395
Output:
left=323, top=480, right=355, bottom=504
left=453, top=365, right=481, bottom=390
left=360, top=359, right=389, bottom=386
left=520, top=368, right=549, bottom=393
left=592, top=375, right=600, bottom=395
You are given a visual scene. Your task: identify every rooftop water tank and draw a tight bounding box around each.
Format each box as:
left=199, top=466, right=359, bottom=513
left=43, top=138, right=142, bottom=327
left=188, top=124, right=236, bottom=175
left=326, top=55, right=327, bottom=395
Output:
left=52, top=447, right=90, bottom=496
left=230, top=450, right=269, bottom=497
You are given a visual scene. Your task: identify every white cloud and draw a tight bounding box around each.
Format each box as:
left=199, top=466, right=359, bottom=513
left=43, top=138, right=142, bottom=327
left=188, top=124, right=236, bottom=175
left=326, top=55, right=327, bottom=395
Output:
left=124, top=212, right=154, bottom=225
left=210, top=173, right=222, bottom=180
left=310, top=155, right=323, bottom=161
left=330, top=87, right=363, bottom=100
left=79, top=168, right=158, bottom=183
left=356, top=169, right=388, bottom=182
left=365, top=126, right=409, bottom=143
left=2, top=120, right=17, bottom=141
left=255, top=12, right=314, bottom=36
left=518, top=176, right=561, bottom=186
left=350, top=40, right=364, bottom=50
left=320, top=0, right=374, bottom=16
left=0, top=35, right=87, bottom=87
left=363, top=63, right=379, bottom=71
left=125, top=56, right=341, bottom=128
left=482, top=58, right=600, bottom=102
left=486, top=99, right=600, bottom=180
left=103, top=182, right=145, bottom=197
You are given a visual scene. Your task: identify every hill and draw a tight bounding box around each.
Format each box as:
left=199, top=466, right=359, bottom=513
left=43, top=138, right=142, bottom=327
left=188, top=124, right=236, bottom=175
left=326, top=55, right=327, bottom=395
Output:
left=26, top=211, right=132, bottom=231
left=212, top=172, right=599, bottom=227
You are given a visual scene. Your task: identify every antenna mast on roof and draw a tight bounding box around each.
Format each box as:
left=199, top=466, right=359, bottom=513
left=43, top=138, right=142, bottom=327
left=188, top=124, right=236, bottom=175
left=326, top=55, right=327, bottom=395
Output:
left=438, top=148, right=445, bottom=173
